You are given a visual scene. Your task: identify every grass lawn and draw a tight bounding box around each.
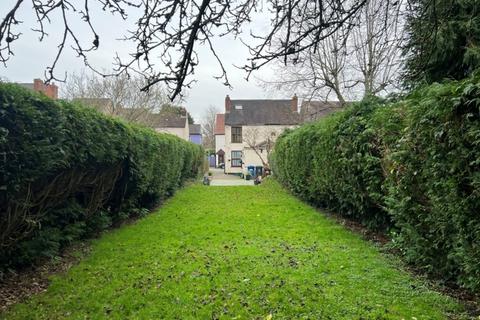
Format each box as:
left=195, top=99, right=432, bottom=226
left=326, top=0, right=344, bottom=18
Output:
left=2, top=180, right=465, bottom=319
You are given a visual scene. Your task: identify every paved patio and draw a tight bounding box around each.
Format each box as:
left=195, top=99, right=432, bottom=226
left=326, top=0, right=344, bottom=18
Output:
left=208, top=168, right=254, bottom=186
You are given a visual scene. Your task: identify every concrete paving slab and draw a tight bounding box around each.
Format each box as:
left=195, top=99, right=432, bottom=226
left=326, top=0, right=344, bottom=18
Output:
left=207, top=167, right=255, bottom=186
left=210, top=179, right=254, bottom=186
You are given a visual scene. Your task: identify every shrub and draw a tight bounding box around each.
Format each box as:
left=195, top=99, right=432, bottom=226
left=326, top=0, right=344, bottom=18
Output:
left=385, top=80, right=480, bottom=290
left=273, top=98, right=398, bottom=229
left=0, top=84, right=203, bottom=269
left=271, top=76, right=480, bottom=291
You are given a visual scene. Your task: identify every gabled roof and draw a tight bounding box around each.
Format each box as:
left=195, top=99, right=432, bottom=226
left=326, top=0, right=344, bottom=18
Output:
left=225, top=100, right=299, bottom=126
left=189, top=124, right=201, bottom=135
left=300, top=101, right=344, bottom=122
left=214, top=113, right=225, bottom=135
left=150, top=113, right=188, bottom=128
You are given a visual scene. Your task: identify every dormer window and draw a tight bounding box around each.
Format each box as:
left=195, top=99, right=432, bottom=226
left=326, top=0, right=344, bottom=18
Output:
left=231, top=126, right=242, bottom=143
left=235, top=105, right=243, bottom=110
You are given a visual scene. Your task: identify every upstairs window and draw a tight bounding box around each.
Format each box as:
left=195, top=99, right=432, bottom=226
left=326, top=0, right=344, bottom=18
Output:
left=231, top=126, right=242, bottom=143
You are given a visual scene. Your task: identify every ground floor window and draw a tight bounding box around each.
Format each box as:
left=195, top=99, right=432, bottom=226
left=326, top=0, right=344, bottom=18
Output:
left=231, top=150, right=243, bottom=167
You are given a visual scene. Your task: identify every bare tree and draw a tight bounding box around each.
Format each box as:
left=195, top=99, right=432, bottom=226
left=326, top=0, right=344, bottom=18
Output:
left=261, top=0, right=406, bottom=103
left=201, top=105, right=219, bottom=149
left=63, top=70, right=170, bottom=125
left=263, top=29, right=351, bottom=104
left=0, top=0, right=384, bottom=100
left=243, top=127, right=283, bottom=169
left=350, top=0, right=405, bottom=96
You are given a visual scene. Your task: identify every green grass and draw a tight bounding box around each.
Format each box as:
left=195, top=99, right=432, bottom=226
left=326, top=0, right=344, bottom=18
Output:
left=3, top=180, right=464, bottom=319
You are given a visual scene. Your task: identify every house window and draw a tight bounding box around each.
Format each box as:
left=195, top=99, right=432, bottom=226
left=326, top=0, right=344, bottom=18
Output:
left=231, top=126, right=242, bottom=143
left=231, top=151, right=243, bottom=167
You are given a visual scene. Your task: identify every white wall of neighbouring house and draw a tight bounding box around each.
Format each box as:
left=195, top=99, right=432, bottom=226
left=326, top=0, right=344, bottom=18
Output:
left=155, top=125, right=189, bottom=140
left=155, top=118, right=190, bottom=141
left=215, top=134, right=225, bottom=166
left=224, top=124, right=297, bottom=174
left=243, top=147, right=266, bottom=167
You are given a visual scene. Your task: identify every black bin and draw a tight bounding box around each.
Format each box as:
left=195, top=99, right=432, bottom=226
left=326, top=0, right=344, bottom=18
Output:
left=255, top=166, right=263, bottom=178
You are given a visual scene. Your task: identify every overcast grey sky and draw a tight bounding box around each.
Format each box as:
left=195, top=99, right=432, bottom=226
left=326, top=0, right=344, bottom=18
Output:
left=0, top=1, right=288, bottom=122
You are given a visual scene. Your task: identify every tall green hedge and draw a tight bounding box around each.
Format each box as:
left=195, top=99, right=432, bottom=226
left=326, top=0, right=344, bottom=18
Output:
left=0, top=83, right=203, bottom=269
left=273, top=98, right=398, bottom=229
left=271, top=76, right=480, bottom=291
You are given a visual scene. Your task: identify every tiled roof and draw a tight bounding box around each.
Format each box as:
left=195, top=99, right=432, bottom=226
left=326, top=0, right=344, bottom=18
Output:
left=225, top=100, right=299, bottom=126
left=214, top=113, right=225, bottom=135
left=151, top=113, right=188, bottom=128
left=300, top=101, right=344, bottom=122
left=189, top=124, right=202, bottom=135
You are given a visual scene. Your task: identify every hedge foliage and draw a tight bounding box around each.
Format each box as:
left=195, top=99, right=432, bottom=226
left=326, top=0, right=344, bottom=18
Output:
left=0, top=83, right=203, bottom=269
left=271, top=76, right=480, bottom=291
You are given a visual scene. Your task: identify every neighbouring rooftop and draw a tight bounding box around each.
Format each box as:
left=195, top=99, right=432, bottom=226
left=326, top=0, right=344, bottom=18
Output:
left=225, top=98, right=300, bottom=126
left=214, top=113, right=225, bottom=135
left=189, top=124, right=201, bottom=135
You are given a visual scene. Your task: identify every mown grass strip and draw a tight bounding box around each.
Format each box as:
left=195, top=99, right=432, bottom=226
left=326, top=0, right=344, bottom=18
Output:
left=2, top=180, right=464, bottom=319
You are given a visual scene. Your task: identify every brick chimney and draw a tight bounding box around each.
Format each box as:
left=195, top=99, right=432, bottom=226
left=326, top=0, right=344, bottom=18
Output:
left=32, top=78, right=58, bottom=99
left=225, top=95, right=232, bottom=113
left=33, top=78, right=44, bottom=92
left=291, top=94, right=298, bottom=113
left=45, top=83, right=58, bottom=99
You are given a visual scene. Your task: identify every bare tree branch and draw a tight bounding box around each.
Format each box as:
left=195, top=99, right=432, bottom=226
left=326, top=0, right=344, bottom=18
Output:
left=201, top=105, right=219, bottom=149
left=260, top=0, right=406, bottom=102
left=243, top=127, right=282, bottom=169
left=1, top=0, right=405, bottom=100
left=63, top=70, right=170, bottom=126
